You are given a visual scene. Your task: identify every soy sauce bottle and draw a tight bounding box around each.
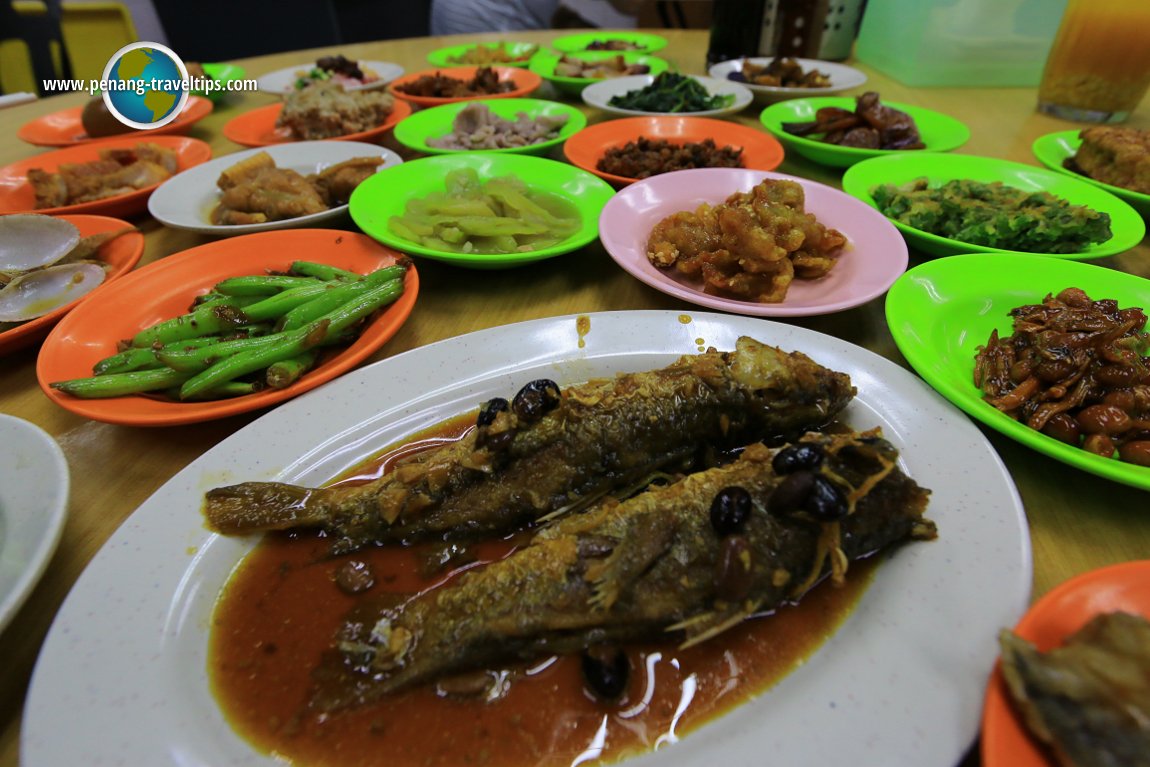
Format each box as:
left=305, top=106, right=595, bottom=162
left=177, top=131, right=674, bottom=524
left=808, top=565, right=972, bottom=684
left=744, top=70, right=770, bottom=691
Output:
left=706, top=0, right=767, bottom=68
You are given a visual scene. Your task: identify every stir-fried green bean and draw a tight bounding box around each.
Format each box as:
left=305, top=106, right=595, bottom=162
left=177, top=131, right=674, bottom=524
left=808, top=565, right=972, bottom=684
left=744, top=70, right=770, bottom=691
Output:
left=53, top=260, right=409, bottom=402
left=51, top=368, right=191, bottom=398
left=266, top=350, right=320, bottom=389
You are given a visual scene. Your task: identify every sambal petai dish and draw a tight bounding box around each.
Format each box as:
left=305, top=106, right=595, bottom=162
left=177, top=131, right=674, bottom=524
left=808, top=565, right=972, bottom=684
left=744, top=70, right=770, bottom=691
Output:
left=203, top=337, right=937, bottom=766
left=393, top=66, right=516, bottom=99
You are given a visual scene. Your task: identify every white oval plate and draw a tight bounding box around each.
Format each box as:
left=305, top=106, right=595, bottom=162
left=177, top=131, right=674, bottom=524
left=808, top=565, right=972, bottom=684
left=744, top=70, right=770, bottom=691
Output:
left=582, top=74, right=753, bottom=118
left=0, top=414, right=68, bottom=634
left=708, top=57, right=868, bottom=103
left=147, top=141, right=403, bottom=236
left=23, top=311, right=1031, bottom=767
left=256, top=60, right=405, bottom=95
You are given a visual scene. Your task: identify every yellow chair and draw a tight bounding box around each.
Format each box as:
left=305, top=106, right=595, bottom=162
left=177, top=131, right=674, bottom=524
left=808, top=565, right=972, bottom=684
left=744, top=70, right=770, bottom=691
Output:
left=0, top=1, right=138, bottom=94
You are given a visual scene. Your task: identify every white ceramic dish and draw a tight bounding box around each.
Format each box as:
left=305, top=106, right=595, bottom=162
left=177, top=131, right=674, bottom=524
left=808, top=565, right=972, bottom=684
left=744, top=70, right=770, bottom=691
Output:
left=582, top=74, right=753, bottom=118
left=147, top=142, right=403, bottom=236
left=599, top=168, right=908, bottom=317
left=0, top=414, right=68, bottom=634
left=707, top=57, right=868, bottom=103
left=256, top=60, right=404, bottom=94
left=23, top=311, right=1030, bottom=767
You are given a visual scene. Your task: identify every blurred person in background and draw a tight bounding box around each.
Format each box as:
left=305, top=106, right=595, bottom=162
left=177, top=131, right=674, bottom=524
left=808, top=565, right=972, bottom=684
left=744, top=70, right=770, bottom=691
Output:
left=430, top=0, right=641, bottom=35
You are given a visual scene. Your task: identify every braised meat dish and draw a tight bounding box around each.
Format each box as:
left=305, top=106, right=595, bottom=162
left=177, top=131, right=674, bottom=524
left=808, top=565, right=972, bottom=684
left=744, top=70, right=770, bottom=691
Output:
left=393, top=66, right=514, bottom=98
left=597, top=137, right=745, bottom=179
left=728, top=57, right=831, bottom=88
left=782, top=91, right=925, bottom=150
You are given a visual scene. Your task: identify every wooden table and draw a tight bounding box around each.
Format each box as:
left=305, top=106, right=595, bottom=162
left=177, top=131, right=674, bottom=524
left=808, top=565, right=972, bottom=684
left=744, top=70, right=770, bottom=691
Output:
left=1, top=28, right=1147, bottom=767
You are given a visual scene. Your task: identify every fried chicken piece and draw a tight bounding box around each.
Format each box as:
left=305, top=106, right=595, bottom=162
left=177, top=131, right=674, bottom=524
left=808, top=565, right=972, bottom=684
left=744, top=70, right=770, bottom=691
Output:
left=309, top=156, right=386, bottom=207
left=212, top=167, right=327, bottom=225
left=276, top=80, right=394, bottom=140
left=645, top=179, right=845, bottom=303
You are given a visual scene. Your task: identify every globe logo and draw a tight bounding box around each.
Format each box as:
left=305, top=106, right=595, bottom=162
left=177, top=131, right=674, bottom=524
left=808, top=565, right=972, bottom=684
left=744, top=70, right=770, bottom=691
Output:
left=100, top=42, right=189, bottom=130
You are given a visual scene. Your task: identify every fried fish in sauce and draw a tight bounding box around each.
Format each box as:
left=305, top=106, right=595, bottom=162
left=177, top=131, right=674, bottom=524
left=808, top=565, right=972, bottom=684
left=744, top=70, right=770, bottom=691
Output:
left=28, top=142, right=178, bottom=208
left=999, top=612, right=1150, bottom=767
left=204, top=337, right=855, bottom=552
left=316, top=429, right=935, bottom=708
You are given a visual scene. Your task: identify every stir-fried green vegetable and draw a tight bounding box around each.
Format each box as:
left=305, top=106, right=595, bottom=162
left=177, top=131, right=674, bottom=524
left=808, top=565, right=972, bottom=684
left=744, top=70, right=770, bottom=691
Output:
left=389, top=168, right=580, bottom=254
left=50, top=260, right=408, bottom=401
left=607, top=72, right=735, bottom=113
left=871, top=178, right=1113, bottom=253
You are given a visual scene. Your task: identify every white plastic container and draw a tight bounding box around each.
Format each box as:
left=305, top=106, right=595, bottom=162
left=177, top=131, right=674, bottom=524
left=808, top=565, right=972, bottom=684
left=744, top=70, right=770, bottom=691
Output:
left=855, top=0, right=1069, bottom=87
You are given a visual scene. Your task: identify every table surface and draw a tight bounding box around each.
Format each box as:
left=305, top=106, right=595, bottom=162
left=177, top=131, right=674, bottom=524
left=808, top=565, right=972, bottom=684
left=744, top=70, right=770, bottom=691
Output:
left=1, top=27, right=1148, bottom=767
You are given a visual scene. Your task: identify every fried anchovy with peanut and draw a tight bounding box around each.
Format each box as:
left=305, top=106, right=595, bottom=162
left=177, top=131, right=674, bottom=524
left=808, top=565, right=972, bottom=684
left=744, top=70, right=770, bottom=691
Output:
left=203, top=337, right=855, bottom=552
left=316, top=429, right=935, bottom=708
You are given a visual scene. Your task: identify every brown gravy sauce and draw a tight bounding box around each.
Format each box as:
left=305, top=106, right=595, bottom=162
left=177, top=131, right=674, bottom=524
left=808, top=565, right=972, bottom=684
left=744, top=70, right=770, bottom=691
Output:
left=209, top=415, right=878, bottom=767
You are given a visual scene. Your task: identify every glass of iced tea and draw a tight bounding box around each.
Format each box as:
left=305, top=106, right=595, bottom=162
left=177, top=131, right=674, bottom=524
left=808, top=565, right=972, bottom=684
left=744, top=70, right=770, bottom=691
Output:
left=1037, top=0, right=1150, bottom=123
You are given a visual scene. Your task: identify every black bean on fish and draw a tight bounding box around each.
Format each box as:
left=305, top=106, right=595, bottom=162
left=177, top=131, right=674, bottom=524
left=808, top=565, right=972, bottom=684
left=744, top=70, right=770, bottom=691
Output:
left=313, top=429, right=936, bottom=710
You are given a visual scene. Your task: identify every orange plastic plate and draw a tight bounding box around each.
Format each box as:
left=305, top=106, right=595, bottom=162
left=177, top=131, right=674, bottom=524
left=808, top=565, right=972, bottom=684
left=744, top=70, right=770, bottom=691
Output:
left=0, top=135, right=212, bottom=217
left=222, top=99, right=412, bottom=147
left=982, top=560, right=1150, bottom=767
left=36, top=229, right=419, bottom=426
left=17, top=96, right=213, bottom=147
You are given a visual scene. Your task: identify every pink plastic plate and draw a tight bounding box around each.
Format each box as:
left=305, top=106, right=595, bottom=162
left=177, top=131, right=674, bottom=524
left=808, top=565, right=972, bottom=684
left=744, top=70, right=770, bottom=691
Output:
left=598, top=167, right=909, bottom=317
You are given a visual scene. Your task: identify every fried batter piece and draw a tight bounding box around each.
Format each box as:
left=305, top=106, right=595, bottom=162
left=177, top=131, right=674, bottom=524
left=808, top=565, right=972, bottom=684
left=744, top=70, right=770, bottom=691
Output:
left=1070, top=127, right=1150, bottom=195
left=276, top=80, right=394, bottom=140
left=647, top=178, right=847, bottom=303
left=28, top=142, right=178, bottom=209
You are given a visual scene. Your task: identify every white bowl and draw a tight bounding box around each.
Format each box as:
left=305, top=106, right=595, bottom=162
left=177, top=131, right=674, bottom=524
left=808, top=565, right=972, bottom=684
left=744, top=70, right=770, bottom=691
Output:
left=708, top=57, right=867, bottom=103
left=147, top=141, right=403, bottom=236
left=0, top=414, right=68, bottom=633
left=581, top=74, right=753, bottom=118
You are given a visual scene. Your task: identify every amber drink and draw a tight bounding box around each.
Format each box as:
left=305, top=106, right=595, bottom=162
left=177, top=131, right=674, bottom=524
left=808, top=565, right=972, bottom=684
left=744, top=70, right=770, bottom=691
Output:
left=1037, top=0, right=1150, bottom=123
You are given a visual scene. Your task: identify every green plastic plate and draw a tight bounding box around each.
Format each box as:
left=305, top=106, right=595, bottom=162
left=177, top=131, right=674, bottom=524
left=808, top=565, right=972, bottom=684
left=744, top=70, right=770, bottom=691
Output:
left=198, top=63, right=246, bottom=103
left=348, top=153, right=615, bottom=269
left=550, top=31, right=667, bottom=55
left=841, top=152, right=1145, bottom=259
left=1032, top=130, right=1150, bottom=217
left=392, top=98, right=587, bottom=156
left=759, top=97, right=970, bottom=168
left=886, top=253, right=1150, bottom=490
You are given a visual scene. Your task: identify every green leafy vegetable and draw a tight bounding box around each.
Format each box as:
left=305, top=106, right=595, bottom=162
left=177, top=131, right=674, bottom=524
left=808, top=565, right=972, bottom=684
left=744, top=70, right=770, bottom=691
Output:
left=871, top=178, right=1113, bottom=253
left=607, top=72, right=735, bottom=113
